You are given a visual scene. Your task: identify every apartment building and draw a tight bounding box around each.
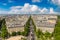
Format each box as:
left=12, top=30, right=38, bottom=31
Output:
left=5, top=15, right=30, bottom=33
left=5, top=14, right=57, bottom=33
left=31, top=14, right=57, bottom=33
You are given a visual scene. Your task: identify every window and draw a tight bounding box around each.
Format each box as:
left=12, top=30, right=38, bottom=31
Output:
left=48, top=18, right=56, bottom=20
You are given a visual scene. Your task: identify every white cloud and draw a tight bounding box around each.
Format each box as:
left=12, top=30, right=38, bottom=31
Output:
left=32, top=0, right=41, bottom=2
left=0, top=3, right=56, bottom=14
left=40, top=8, right=49, bottom=13
left=49, top=8, right=59, bottom=14
left=31, top=5, right=39, bottom=11
left=8, top=3, right=40, bottom=14
left=10, top=6, right=23, bottom=10
left=51, top=0, right=60, bottom=5
left=9, top=4, right=55, bottom=14
left=24, top=3, right=31, bottom=8
left=50, top=8, right=54, bottom=13
left=0, top=10, right=8, bottom=14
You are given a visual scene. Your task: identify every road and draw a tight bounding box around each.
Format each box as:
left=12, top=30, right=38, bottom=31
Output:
left=27, top=20, right=35, bottom=40
left=0, top=37, right=2, bottom=40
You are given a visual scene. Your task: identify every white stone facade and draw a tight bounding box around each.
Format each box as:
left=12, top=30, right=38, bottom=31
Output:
left=5, top=14, right=57, bottom=33
left=31, top=14, right=57, bottom=33
left=5, top=15, right=30, bottom=33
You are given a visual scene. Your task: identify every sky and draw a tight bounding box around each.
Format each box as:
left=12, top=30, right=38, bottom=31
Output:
left=0, top=0, right=60, bottom=14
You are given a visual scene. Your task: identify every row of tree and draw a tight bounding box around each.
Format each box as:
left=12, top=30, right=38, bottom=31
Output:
left=0, top=16, right=31, bottom=39
left=35, top=15, right=60, bottom=40
left=36, top=29, right=53, bottom=40
left=0, top=19, right=8, bottom=38
left=54, top=16, right=60, bottom=40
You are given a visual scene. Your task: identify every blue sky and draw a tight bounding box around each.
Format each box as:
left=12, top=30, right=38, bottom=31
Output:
left=0, top=0, right=60, bottom=14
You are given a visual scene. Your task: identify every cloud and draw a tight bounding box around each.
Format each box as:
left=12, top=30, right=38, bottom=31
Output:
left=0, top=10, right=8, bottom=14
left=50, top=8, right=54, bottom=13
left=9, top=3, right=40, bottom=14
left=10, top=6, right=23, bottom=9
left=0, top=3, right=56, bottom=14
left=31, top=5, right=39, bottom=11
left=9, top=3, right=31, bottom=14
left=32, top=0, right=41, bottom=2
left=8, top=3, right=56, bottom=14
left=40, top=8, right=49, bottom=13
left=51, top=0, right=60, bottom=6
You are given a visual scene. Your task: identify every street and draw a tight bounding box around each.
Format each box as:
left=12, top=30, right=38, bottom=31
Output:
left=27, top=20, right=35, bottom=40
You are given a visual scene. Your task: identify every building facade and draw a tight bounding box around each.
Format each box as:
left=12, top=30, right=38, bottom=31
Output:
left=5, top=14, right=57, bottom=33
left=31, top=14, right=57, bottom=33
left=5, top=15, right=30, bottom=33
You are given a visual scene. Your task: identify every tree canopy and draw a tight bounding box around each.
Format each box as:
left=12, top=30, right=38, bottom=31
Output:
left=1, top=19, right=8, bottom=38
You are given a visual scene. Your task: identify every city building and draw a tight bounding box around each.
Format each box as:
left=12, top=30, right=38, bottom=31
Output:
left=5, top=14, right=57, bottom=33
left=5, top=15, right=30, bottom=33
left=31, top=14, right=57, bottom=33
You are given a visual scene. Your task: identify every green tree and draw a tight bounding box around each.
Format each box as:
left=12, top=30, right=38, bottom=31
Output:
left=36, top=29, right=43, bottom=38
left=1, top=19, right=8, bottom=38
left=23, top=16, right=31, bottom=36
left=31, top=16, right=36, bottom=32
left=11, top=32, right=16, bottom=36
left=17, top=31, right=21, bottom=35
left=54, top=16, right=60, bottom=40
left=44, top=31, right=51, bottom=39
